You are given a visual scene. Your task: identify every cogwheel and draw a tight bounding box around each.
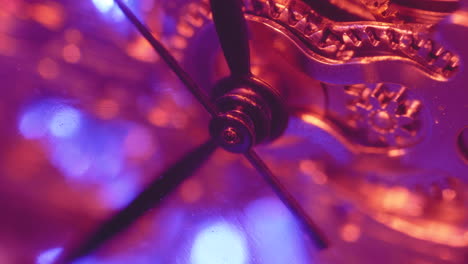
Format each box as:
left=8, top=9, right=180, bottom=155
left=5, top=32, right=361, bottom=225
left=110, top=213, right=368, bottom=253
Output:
left=345, top=83, right=424, bottom=148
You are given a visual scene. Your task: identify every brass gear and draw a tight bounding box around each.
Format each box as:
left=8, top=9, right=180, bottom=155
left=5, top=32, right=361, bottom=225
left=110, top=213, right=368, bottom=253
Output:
left=345, top=83, right=423, bottom=147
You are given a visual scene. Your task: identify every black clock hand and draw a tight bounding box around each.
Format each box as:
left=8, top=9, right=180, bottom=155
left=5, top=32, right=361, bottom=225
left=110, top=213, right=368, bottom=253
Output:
left=209, top=0, right=328, bottom=250
left=114, top=0, right=217, bottom=116
left=210, top=0, right=251, bottom=77
left=245, top=150, right=328, bottom=249
left=60, top=139, right=217, bottom=264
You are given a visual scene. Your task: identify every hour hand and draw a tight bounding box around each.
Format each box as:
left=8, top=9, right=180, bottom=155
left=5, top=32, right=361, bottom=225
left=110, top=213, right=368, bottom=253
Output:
left=59, top=139, right=217, bottom=263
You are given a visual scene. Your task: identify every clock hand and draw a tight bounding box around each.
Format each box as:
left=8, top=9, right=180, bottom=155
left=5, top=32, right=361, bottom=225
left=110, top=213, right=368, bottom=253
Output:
left=245, top=150, right=328, bottom=249
left=209, top=0, right=327, bottom=249
left=60, top=139, right=218, bottom=264
left=114, top=0, right=217, bottom=116
left=210, top=0, right=251, bottom=77
left=118, top=0, right=327, bottom=254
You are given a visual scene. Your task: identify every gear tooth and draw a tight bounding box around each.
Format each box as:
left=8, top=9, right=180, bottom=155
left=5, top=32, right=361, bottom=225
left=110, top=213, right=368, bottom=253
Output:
left=318, top=28, right=343, bottom=53
left=417, top=39, right=433, bottom=61
left=304, top=10, right=322, bottom=34
left=386, top=28, right=400, bottom=49
left=292, top=16, right=309, bottom=32
left=444, top=54, right=460, bottom=76
left=399, top=33, right=415, bottom=52
left=307, top=29, right=324, bottom=45
left=345, top=85, right=368, bottom=107
left=267, top=0, right=277, bottom=17
left=432, top=46, right=445, bottom=59
left=342, top=30, right=362, bottom=47
left=364, top=27, right=380, bottom=47
left=377, top=28, right=398, bottom=50
left=406, top=100, right=422, bottom=117
left=369, top=85, right=385, bottom=108
left=268, top=0, right=290, bottom=18
left=393, top=86, right=407, bottom=102
left=360, top=86, right=373, bottom=103
left=287, top=0, right=309, bottom=25
left=411, top=36, right=425, bottom=51
left=303, top=18, right=319, bottom=36
left=356, top=102, right=370, bottom=114
left=433, top=51, right=452, bottom=72
left=372, top=83, right=385, bottom=97
left=277, top=5, right=291, bottom=23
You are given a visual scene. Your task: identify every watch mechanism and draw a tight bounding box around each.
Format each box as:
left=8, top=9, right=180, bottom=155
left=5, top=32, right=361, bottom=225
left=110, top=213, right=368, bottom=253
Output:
left=0, top=0, right=467, bottom=264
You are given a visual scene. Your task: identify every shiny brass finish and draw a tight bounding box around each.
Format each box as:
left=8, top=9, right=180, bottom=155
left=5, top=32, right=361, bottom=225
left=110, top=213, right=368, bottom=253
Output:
left=168, top=0, right=468, bottom=263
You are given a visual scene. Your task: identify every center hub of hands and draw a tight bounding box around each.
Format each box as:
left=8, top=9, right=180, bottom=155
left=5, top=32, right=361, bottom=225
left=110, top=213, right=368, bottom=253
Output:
left=209, top=77, right=288, bottom=153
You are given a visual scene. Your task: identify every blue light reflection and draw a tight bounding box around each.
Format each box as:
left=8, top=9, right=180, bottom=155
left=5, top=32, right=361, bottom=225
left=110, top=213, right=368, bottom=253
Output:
left=99, top=170, right=139, bottom=209
left=18, top=100, right=82, bottom=140
left=244, top=197, right=310, bottom=264
left=18, top=103, right=50, bottom=139
left=36, top=247, right=63, bottom=264
left=92, top=0, right=114, bottom=13
left=91, top=0, right=134, bottom=22
left=190, top=222, right=248, bottom=264
left=48, top=106, right=81, bottom=138
left=48, top=117, right=126, bottom=183
left=18, top=99, right=142, bottom=209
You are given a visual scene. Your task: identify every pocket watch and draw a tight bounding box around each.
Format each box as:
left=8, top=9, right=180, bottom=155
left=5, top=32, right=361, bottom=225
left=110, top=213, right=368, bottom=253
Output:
left=1, top=0, right=467, bottom=263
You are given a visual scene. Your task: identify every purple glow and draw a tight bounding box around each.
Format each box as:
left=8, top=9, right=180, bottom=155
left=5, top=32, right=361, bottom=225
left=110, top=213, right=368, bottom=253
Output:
left=18, top=106, right=49, bottom=139
left=51, top=140, right=91, bottom=178
left=99, top=171, right=139, bottom=209
left=18, top=100, right=78, bottom=140
left=72, top=254, right=161, bottom=264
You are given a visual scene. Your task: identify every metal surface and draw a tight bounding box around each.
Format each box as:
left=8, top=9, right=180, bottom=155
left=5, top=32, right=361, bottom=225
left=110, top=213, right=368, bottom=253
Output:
left=169, top=0, right=468, bottom=263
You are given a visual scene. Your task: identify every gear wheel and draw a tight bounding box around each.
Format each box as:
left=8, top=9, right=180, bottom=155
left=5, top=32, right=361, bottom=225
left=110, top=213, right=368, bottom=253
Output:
left=345, top=83, right=423, bottom=147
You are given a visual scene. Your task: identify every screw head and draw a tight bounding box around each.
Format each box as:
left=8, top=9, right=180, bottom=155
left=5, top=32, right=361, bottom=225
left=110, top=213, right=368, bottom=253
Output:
left=222, top=127, right=241, bottom=145
left=209, top=111, right=254, bottom=153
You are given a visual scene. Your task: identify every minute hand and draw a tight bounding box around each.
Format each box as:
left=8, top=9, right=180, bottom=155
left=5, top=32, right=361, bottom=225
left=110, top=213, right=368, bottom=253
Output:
left=210, top=0, right=251, bottom=77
